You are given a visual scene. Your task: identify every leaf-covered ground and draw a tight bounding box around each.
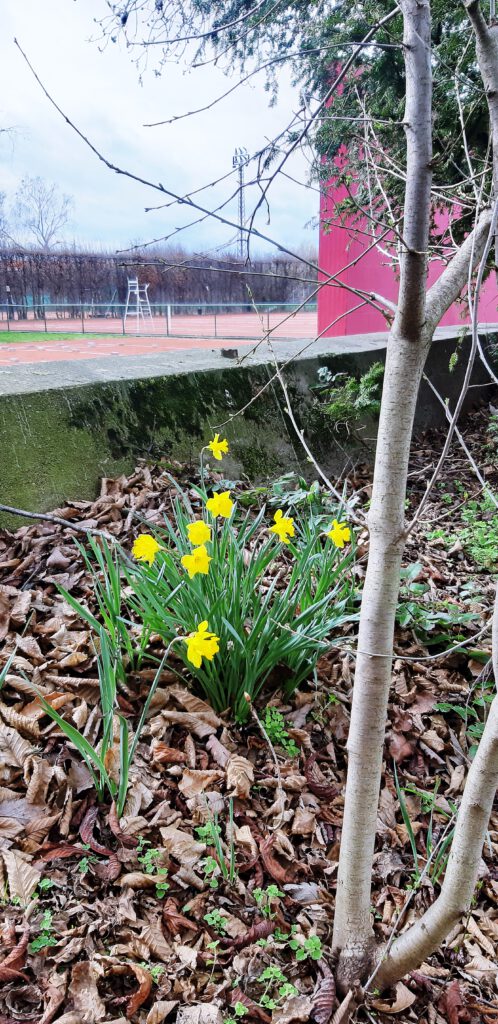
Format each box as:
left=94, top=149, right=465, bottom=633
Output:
left=0, top=410, right=497, bottom=1024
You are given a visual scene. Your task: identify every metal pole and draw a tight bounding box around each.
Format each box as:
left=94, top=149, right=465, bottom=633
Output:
left=44, top=300, right=47, bottom=333
left=81, top=304, right=85, bottom=334
left=122, top=305, right=126, bottom=336
left=166, top=304, right=171, bottom=336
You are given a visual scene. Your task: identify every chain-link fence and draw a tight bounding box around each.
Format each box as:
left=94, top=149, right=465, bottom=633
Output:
left=0, top=301, right=318, bottom=340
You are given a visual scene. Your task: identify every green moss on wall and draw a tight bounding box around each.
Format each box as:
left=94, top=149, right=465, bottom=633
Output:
left=0, top=354, right=384, bottom=528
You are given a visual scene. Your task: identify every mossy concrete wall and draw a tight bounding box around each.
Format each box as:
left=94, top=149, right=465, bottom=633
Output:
left=1, top=333, right=495, bottom=527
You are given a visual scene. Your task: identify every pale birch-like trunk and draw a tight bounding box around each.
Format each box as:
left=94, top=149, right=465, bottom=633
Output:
left=332, top=0, right=434, bottom=987
left=333, top=0, right=498, bottom=991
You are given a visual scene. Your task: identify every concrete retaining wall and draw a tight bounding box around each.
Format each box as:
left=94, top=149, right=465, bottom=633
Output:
left=1, top=331, right=495, bottom=526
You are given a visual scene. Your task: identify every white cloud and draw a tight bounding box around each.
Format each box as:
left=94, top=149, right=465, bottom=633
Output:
left=0, top=0, right=316, bottom=254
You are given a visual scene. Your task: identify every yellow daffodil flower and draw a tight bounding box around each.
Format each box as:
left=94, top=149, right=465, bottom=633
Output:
left=187, top=520, right=212, bottom=546
left=269, top=509, right=295, bottom=545
left=326, top=519, right=351, bottom=548
left=206, top=490, right=234, bottom=518
left=132, top=534, right=162, bottom=566
left=207, top=433, right=229, bottom=461
left=181, top=544, right=212, bottom=579
left=184, top=620, right=220, bottom=668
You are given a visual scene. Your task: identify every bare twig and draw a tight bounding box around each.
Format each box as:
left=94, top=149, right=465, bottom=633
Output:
left=0, top=503, right=113, bottom=539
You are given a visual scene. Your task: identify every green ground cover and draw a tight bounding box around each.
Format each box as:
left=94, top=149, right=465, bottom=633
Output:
left=0, top=330, right=122, bottom=343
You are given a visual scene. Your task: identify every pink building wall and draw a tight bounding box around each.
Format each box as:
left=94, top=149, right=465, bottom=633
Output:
left=318, top=183, right=498, bottom=337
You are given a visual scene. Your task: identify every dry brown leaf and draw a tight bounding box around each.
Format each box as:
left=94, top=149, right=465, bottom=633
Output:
left=0, top=702, right=41, bottom=739
left=168, top=687, right=221, bottom=723
left=176, top=1005, right=223, bottom=1024
left=438, top=981, right=465, bottom=1024
left=16, top=634, right=44, bottom=663
left=140, top=923, right=174, bottom=962
left=162, top=898, right=200, bottom=937
left=371, top=981, right=416, bottom=1014
left=118, top=871, right=159, bottom=889
left=465, top=954, right=498, bottom=984
left=146, top=1001, right=179, bottom=1024
left=331, top=991, right=354, bottom=1024
left=421, top=729, right=445, bottom=754
left=291, top=807, right=316, bottom=835
left=68, top=960, right=106, bottom=1022
left=233, top=824, right=258, bottom=860
left=311, top=968, right=336, bottom=1024
left=467, top=915, right=496, bottom=958
left=107, top=963, right=153, bottom=1018
left=2, top=849, right=41, bottom=904
left=273, top=996, right=313, bottom=1024
left=25, top=756, right=53, bottom=804
left=0, top=723, right=37, bottom=767
left=160, top=825, right=205, bottom=866
left=0, top=589, right=11, bottom=640
left=0, top=925, right=30, bottom=981
left=178, top=769, right=224, bottom=799
left=151, top=741, right=186, bottom=764
left=206, top=734, right=231, bottom=767
left=226, top=754, right=254, bottom=799
left=154, top=710, right=219, bottom=738
left=10, top=590, right=32, bottom=626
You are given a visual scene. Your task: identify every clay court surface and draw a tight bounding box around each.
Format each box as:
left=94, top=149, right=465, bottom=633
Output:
left=0, top=311, right=317, bottom=366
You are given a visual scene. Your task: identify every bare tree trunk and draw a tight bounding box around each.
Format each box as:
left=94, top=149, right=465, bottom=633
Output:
left=334, top=0, right=498, bottom=992
left=332, top=0, right=434, bottom=988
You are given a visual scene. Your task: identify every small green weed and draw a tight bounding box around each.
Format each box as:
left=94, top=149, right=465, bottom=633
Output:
left=460, top=497, right=498, bottom=569
left=137, top=836, right=169, bottom=898
left=397, top=563, right=478, bottom=642
left=37, top=878, right=55, bottom=894
left=204, top=909, right=228, bottom=934
left=289, top=934, right=323, bottom=962
left=138, top=961, right=164, bottom=984
left=435, top=674, right=495, bottom=757
left=29, top=910, right=57, bottom=953
left=253, top=885, right=284, bottom=918
left=257, top=966, right=298, bottom=1011
left=224, top=1002, right=248, bottom=1024
left=263, top=708, right=299, bottom=758
left=313, top=362, right=384, bottom=431
left=195, top=801, right=236, bottom=885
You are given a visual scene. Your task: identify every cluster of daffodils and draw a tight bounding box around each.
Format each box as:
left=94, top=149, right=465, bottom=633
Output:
left=131, top=434, right=351, bottom=671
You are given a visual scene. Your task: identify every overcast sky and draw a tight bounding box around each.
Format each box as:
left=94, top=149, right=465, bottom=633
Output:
left=0, top=0, right=317, bottom=256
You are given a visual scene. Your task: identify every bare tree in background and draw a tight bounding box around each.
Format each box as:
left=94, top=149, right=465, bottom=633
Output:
left=12, top=175, right=73, bottom=249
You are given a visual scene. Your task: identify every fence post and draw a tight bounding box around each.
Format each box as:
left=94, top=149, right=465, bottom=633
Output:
left=81, top=304, right=85, bottom=334
left=43, top=300, right=47, bottom=333
left=122, top=306, right=126, bottom=336
left=166, top=304, right=171, bottom=336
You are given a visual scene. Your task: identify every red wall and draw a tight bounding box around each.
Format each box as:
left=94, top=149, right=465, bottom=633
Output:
left=318, top=181, right=498, bottom=337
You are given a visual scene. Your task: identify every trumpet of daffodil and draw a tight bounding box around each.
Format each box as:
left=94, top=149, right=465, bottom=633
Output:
left=181, top=544, right=212, bottom=579
left=184, top=620, right=220, bottom=668
left=207, top=433, right=229, bottom=461
left=132, top=534, right=162, bottom=566
left=326, top=519, right=351, bottom=549
left=206, top=490, right=234, bottom=518
left=187, top=519, right=212, bottom=546
left=269, top=509, right=295, bottom=545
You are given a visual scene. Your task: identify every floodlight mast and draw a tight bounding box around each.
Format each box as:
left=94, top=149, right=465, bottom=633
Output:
left=232, top=147, right=249, bottom=261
